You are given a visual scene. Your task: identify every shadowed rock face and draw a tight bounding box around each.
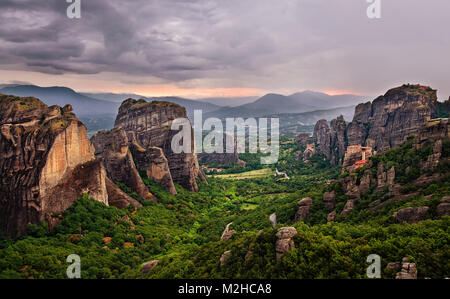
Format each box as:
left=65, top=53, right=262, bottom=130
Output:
left=91, top=127, right=157, bottom=203
left=0, top=95, right=109, bottom=236
left=348, top=85, right=438, bottom=152
left=115, top=99, right=206, bottom=192
left=329, top=116, right=347, bottom=165
left=312, top=85, right=438, bottom=165
left=313, top=116, right=347, bottom=165
left=130, top=144, right=177, bottom=195
left=313, top=119, right=331, bottom=160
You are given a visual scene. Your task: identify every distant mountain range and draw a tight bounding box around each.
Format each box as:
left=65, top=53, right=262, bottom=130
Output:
left=0, top=84, right=366, bottom=134
left=204, top=92, right=367, bottom=119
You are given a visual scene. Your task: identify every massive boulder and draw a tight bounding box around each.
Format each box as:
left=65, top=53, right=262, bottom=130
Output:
left=393, top=206, right=429, bottom=224
left=346, top=102, right=372, bottom=146
left=130, top=144, right=177, bottom=195
left=114, top=99, right=206, bottom=192
left=396, top=258, right=418, bottom=279
left=329, top=116, right=347, bottom=165
left=436, top=197, right=450, bottom=218
left=302, top=144, right=316, bottom=161
left=312, top=116, right=348, bottom=165
left=220, top=222, right=236, bottom=241
left=294, top=197, right=313, bottom=222
left=313, top=85, right=439, bottom=165
left=347, top=84, right=438, bottom=152
left=313, top=119, right=331, bottom=160
left=105, top=177, right=142, bottom=209
left=91, top=128, right=156, bottom=203
left=275, top=227, right=297, bottom=262
left=0, top=95, right=109, bottom=236
left=322, top=191, right=336, bottom=210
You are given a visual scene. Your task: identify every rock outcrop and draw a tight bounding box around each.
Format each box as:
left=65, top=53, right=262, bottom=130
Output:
left=0, top=95, right=109, bottom=236
left=114, top=99, right=206, bottom=192
left=142, top=260, right=159, bottom=275
left=105, top=177, right=142, bottom=209
left=437, top=196, right=450, bottom=218
left=302, top=144, right=316, bottom=161
left=294, top=197, right=312, bottom=222
left=342, top=145, right=373, bottom=173
left=275, top=227, right=297, bottom=262
left=322, top=191, right=336, bottom=210
left=313, top=119, right=331, bottom=160
left=395, top=258, right=418, bottom=279
left=269, top=213, right=277, bottom=227
left=220, top=250, right=232, bottom=265
left=347, top=84, right=438, bottom=152
left=296, top=132, right=313, bottom=146
left=312, top=84, right=439, bottom=166
left=91, top=128, right=156, bottom=203
left=220, top=222, right=236, bottom=241
left=393, top=206, right=429, bottom=224
left=327, top=211, right=337, bottom=222
left=329, top=116, right=347, bottom=165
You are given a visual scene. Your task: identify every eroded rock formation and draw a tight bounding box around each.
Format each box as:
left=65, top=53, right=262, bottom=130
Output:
left=294, top=197, right=313, bottom=222
left=91, top=128, right=156, bottom=203
left=393, top=206, right=429, bottom=224
left=220, top=222, right=236, bottom=241
left=275, top=227, right=297, bottom=262
left=0, top=95, right=109, bottom=235
left=313, top=119, right=331, bottom=160
left=396, top=258, right=418, bottom=279
left=437, top=196, right=450, bottom=218
left=322, top=191, right=336, bottom=210
left=312, top=85, right=439, bottom=166
left=114, top=99, right=206, bottom=192
left=347, top=84, right=438, bottom=152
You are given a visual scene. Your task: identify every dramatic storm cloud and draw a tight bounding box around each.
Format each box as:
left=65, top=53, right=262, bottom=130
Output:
left=0, top=0, right=449, bottom=98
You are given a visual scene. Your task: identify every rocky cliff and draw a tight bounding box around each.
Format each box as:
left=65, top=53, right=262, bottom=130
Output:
left=0, top=95, right=109, bottom=236
left=114, top=99, right=206, bottom=192
left=312, top=116, right=347, bottom=164
left=347, top=84, right=437, bottom=152
left=311, top=84, right=439, bottom=165
left=91, top=127, right=156, bottom=203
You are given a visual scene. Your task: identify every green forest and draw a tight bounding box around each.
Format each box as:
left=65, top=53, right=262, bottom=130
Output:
left=0, top=137, right=448, bottom=279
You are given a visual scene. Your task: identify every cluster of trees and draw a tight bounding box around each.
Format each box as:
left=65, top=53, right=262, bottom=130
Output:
left=0, top=136, right=448, bottom=279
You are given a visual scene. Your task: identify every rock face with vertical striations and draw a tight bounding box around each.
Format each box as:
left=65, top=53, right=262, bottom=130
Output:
left=329, top=116, right=347, bottom=165
left=129, top=144, right=177, bottom=195
left=312, top=85, right=439, bottom=166
left=91, top=127, right=156, bottom=203
left=114, top=99, right=206, bottom=192
left=312, top=116, right=347, bottom=165
left=347, top=84, right=438, bottom=152
left=0, top=95, right=109, bottom=236
left=313, top=119, right=331, bottom=160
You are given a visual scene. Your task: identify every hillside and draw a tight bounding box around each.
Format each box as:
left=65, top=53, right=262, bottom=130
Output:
left=205, top=92, right=365, bottom=119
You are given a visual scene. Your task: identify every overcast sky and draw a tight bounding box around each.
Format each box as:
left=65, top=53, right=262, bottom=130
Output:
left=0, top=0, right=449, bottom=99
